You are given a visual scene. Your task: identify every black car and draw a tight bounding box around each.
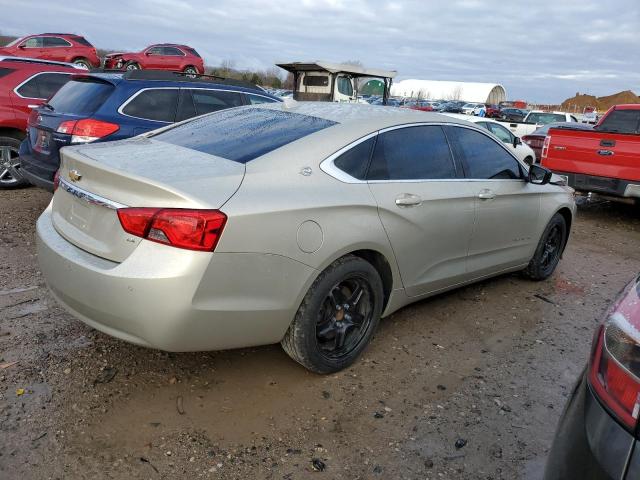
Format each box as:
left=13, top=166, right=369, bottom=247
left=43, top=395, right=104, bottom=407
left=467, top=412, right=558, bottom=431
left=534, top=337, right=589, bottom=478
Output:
left=544, top=274, right=640, bottom=479
left=437, top=101, right=465, bottom=113
left=500, top=107, right=528, bottom=122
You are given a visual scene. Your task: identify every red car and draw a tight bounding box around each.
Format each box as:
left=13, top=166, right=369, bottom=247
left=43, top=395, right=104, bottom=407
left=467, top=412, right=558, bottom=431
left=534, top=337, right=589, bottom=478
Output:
left=104, top=44, right=204, bottom=75
left=0, top=33, right=100, bottom=69
left=0, top=57, right=83, bottom=188
left=485, top=104, right=501, bottom=118
left=541, top=104, right=640, bottom=202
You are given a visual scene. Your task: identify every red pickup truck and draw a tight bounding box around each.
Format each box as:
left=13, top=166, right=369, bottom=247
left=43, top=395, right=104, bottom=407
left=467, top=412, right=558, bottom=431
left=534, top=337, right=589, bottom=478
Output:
left=541, top=104, right=640, bottom=203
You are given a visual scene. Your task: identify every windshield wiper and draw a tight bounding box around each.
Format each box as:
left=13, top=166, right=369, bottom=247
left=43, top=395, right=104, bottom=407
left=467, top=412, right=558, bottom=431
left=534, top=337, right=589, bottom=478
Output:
left=40, top=103, right=54, bottom=111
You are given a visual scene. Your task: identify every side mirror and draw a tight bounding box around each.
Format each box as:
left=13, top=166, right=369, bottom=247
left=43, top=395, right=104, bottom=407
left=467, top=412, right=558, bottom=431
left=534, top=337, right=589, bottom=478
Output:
left=513, top=136, right=522, bottom=148
left=18, top=44, right=26, bottom=49
left=528, top=164, right=552, bottom=185
left=145, top=51, right=151, bottom=56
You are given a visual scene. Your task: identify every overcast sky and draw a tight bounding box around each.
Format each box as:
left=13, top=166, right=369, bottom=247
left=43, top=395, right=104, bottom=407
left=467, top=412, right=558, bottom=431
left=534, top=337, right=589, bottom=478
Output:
left=1, top=0, right=638, bottom=103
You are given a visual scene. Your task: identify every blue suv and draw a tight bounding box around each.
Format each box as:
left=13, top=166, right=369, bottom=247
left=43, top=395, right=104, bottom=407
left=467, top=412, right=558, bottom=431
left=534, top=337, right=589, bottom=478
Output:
left=19, top=70, right=281, bottom=191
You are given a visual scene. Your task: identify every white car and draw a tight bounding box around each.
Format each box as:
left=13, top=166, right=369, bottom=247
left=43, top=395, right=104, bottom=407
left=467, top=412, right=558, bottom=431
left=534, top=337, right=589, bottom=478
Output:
left=443, top=113, right=537, bottom=164
left=461, top=103, right=484, bottom=115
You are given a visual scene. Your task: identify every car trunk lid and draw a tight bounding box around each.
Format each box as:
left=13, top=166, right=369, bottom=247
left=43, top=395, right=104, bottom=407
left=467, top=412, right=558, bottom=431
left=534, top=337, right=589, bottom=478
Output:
left=52, top=137, right=245, bottom=262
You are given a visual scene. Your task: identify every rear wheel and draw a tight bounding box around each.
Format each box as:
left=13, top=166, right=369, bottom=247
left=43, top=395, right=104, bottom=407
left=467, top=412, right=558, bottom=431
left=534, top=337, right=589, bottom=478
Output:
left=0, top=136, right=29, bottom=189
left=523, top=213, right=567, bottom=280
left=281, top=255, right=383, bottom=374
left=125, top=62, right=140, bottom=71
left=183, top=66, right=198, bottom=77
left=72, top=58, right=91, bottom=70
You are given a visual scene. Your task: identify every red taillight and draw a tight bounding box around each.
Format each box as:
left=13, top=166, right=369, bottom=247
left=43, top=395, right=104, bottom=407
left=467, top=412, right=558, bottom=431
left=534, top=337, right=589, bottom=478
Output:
left=117, top=208, right=227, bottom=252
left=589, top=281, right=640, bottom=431
left=56, top=119, right=119, bottom=143
left=541, top=135, right=551, bottom=161
left=53, top=170, right=60, bottom=191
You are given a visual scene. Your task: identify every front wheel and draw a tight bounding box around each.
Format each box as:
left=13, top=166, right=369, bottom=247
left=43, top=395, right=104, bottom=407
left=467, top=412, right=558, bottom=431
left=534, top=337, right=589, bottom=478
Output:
left=125, top=62, right=140, bottom=71
left=0, top=136, right=29, bottom=189
left=523, top=213, right=567, bottom=280
left=281, top=255, right=384, bottom=374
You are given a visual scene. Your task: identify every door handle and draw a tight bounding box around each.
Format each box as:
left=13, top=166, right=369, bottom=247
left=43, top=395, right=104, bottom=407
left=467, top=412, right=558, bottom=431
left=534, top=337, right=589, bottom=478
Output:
left=478, top=189, right=496, bottom=200
left=597, top=150, right=614, bottom=156
left=395, top=193, right=422, bottom=207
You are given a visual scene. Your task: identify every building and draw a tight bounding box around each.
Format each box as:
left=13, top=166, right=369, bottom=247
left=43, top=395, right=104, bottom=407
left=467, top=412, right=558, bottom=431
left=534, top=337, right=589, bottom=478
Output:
left=391, top=79, right=507, bottom=104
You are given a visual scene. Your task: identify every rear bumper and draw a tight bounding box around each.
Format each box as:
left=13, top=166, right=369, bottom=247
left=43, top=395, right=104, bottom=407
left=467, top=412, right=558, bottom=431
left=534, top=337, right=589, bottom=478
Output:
left=19, top=143, right=56, bottom=192
left=543, top=371, right=635, bottom=480
left=37, top=204, right=317, bottom=352
left=550, top=170, right=640, bottom=199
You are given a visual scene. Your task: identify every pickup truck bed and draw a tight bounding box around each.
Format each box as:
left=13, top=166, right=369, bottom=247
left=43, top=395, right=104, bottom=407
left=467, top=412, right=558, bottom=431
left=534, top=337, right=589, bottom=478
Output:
left=541, top=105, right=640, bottom=201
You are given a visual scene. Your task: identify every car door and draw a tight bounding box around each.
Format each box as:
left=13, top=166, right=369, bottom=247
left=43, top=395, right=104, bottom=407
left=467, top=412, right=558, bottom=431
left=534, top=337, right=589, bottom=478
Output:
left=444, top=125, right=541, bottom=277
left=42, top=36, right=71, bottom=62
left=143, top=47, right=164, bottom=69
left=19, top=36, right=45, bottom=59
left=161, top=47, right=185, bottom=70
left=366, top=125, right=476, bottom=297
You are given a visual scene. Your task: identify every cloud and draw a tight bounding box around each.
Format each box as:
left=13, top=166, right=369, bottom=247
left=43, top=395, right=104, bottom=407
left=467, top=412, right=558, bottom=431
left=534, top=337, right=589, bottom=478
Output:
left=1, top=0, right=638, bottom=102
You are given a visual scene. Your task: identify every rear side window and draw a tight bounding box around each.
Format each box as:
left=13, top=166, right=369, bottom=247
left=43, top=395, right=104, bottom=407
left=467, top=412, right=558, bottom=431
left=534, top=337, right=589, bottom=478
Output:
left=162, top=47, right=184, bottom=56
left=184, top=48, right=201, bottom=58
left=49, top=79, right=114, bottom=114
left=72, top=36, right=93, bottom=47
left=16, top=72, right=72, bottom=99
left=303, top=76, right=329, bottom=87
left=122, top=89, right=179, bottom=122
left=153, top=107, right=337, bottom=163
left=446, top=126, right=522, bottom=180
left=597, top=110, right=640, bottom=134
left=190, top=89, right=243, bottom=115
left=367, top=126, right=456, bottom=180
left=334, top=137, right=376, bottom=180
left=43, top=37, right=71, bottom=47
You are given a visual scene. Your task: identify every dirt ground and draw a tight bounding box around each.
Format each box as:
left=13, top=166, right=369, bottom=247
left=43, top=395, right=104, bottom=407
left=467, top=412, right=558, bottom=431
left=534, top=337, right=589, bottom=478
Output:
left=1, top=188, right=639, bottom=480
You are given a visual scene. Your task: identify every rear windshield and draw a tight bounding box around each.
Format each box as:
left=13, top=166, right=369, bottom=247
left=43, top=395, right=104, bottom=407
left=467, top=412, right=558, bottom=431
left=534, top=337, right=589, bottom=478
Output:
left=184, top=47, right=201, bottom=58
left=48, top=78, right=114, bottom=115
left=152, top=107, right=337, bottom=163
left=525, top=113, right=566, bottom=125
left=596, top=109, right=640, bottom=134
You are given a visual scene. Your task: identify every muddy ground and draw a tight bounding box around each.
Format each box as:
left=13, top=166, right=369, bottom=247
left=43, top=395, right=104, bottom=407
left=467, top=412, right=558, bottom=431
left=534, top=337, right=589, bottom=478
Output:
left=1, top=188, right=639, bottom=480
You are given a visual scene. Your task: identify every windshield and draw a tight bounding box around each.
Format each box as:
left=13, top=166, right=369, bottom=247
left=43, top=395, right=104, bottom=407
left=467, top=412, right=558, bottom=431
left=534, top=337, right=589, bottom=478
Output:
left=526, top=113, right=566, bottom=125
left=152, top=107, right=337, bottom=163
left=5, top=37, right=23, bottom=47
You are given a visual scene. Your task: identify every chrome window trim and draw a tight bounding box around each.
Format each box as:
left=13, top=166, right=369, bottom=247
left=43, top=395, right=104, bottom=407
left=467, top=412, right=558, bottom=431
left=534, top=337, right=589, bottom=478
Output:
left=320, top=122, right=529, bottom=184
left=13, top=71, right=74, bottom=100
left=59, top=179, right=128, bottom=210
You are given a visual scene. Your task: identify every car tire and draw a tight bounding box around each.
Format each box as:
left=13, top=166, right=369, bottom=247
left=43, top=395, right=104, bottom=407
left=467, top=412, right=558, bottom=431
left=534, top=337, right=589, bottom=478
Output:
left=523, top=213, right=567, bottom=281
left=125, top=62, right=140, bottom=71
left=0, top=135, right=29, bottom=189
left=183, top=66, right=198, bottom=77
left=281, top=255, right=384, bottom=374
left=72, top=58, right=91, bottom=70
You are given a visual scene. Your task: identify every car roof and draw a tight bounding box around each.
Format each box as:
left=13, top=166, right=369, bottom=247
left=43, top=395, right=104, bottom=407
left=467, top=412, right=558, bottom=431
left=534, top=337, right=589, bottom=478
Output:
left=255, top=101, right=475, bottom=131
left=441, top=113, right=502, bottom=124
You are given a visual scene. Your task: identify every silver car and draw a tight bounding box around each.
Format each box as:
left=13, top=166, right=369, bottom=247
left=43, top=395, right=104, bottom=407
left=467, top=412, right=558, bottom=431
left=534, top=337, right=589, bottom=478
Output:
left=37, top=102, right=575, bottom=373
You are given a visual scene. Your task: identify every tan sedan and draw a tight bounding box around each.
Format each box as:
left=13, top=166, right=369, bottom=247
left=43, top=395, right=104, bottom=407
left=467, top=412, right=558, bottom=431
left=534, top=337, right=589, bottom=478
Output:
left=37, top=102, right=575, bottom=373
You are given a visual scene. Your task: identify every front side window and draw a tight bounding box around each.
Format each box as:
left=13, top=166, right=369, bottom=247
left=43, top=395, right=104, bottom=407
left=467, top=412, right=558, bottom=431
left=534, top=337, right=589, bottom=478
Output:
left=22, top=37, right=43, bottom=48
left=16, top=72, right=72, bottom=99
left=487, top=122, right=514, bottom=144
left=337, top=76, right=353, bottom=96
left=122, top=89, right=178, bottom=122
left=146, top=47, right=163, bottom=55
left=334, top=137, right=376, bottom=180
left=367, top=125, right=456, bottom=181
left=43, top=37, right=71, bottom=47
left=447, top=126, right=522, bottom=180
left=190, top=89, right=243, bottom=115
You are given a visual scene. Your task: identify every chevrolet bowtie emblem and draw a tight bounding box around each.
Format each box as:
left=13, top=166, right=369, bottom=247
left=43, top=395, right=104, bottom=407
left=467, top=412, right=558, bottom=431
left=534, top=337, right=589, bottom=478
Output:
left=69, top=170, right=82, bottom=182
